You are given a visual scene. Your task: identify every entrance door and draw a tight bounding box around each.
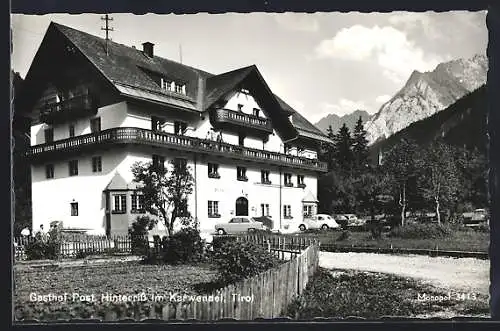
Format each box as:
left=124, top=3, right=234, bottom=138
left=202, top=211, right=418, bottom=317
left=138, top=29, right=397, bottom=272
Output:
left=235, top=197, right=249, bottom=216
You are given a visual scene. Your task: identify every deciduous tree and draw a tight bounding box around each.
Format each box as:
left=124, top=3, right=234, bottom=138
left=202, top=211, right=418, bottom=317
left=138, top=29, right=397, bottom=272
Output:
left=131, top=159, right=194, bottom=236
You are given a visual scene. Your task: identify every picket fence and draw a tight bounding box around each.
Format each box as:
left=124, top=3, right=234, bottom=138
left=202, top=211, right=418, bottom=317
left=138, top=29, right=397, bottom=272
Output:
left=13, top=234, right=144, bottom=261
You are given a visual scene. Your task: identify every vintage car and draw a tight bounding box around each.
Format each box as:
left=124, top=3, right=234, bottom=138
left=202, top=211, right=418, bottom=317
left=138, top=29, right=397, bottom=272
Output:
left=215, top=217, right=265, bottom=235
left=297, top=214, right=340, bottom=232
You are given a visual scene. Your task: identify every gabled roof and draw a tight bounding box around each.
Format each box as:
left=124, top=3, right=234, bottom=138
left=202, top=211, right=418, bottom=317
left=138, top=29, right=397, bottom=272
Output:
left=105, top=172, right=139, bottom=190
left=32, top=22, right=329, bottom=144
left=302, top=190, right=318, bottom=203
left=204, top=65, right=256, bottom=109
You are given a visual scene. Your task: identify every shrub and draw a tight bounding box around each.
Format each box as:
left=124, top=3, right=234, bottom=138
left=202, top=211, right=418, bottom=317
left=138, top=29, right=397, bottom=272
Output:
left=212, top=240, right=281, bottom=284
left=128, top=216, right=156, bottom=255
left=24, top=240, right=47, bottom=260
left=388, top=223, right=453, bottom=239
left=24, top=226, right=63, bottom=260
left=211, top=235, right=238, bottom=251
left=162, top=227, right=205, bottom=264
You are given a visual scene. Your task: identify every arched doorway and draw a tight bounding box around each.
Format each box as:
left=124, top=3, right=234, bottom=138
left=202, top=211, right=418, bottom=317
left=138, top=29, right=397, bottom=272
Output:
left=235, top=197, right=248, bottom=216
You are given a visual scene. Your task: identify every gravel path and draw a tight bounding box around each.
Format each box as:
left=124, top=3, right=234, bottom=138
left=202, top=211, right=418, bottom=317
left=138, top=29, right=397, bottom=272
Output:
left=319, top=252, right=490, bottom=296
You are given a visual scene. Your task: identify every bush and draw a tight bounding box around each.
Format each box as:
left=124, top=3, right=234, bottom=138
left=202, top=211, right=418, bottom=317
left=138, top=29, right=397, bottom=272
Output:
left=211, top=235, right=238, bottom=251
left=212, top=240, right=281, bottom=284
left=24, top=240, right=47, bottom=260
left=128, top=216, right=156, bottom=255
left=24, top=226, right=63, bottom=260
left=162, top=227, right=206, bottom=264
left=388, top=223, right=453, bottom=239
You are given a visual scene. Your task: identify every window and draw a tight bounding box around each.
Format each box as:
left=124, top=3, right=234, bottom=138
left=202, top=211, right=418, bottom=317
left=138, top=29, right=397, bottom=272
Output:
left=303, top=205, right=313, bottom=217
left=175, top=84, right=186, bottom=94
left=90, top=117, right=101, bottom=133
left=237, top=166, right=247, bottom=181
left=174, top=121, right=187, bottom=135
left=284, top=173, right=293, bottom=187
left=92, top=156, right=102, bottom=173
left=70, top=202, right=79, bottom=216
left=69, top=160, right=78, bottom=176
left=261, top=170, right=270, bottom=184
left=161, top=78, right=174, bottom=91
left=174, top=158, right=188, bottom=171
left=237, top=104, right=243, bottom=112
left=208, top=163, right=220, bottom=178
left=252, top=108, right=260, bottom=117
left=152, top=155, right=165, bottom=172
left=152, top=116, right=164, bottom=131
left=44, top=128, right=54, bottom=143
left=208, top=200, right=220, bottom=218
left=131, top=194, right=145, bottom=213
left=69, top=124, right=75, bottom=137
left=283, top=205, right=292, bottom=218
left=238, top=133, right=245, bottom=146
left=45, top=164, right=54, bottom=179
left=229, top=218, right=241, bottom=224
left=113, top=194, right=127, bottom=214
left=260, top=203, right=270, bottom=217
left=297, top=175, right=306, bottom=188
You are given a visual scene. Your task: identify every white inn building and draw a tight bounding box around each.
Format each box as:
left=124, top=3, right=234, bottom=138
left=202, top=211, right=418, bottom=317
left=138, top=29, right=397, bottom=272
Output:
left=19, top=22, right=331, bottom=236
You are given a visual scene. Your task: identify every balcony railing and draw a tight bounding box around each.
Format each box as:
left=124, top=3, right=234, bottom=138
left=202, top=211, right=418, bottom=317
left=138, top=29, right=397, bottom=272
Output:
left=214, top=108, right=273, bottom=133
left=28, top=127, right=328, bottom=172
left=40, top=94, right=97, bottom=123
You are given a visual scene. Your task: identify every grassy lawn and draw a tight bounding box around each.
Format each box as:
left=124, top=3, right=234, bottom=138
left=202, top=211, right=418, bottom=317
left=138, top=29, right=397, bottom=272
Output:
left=286, top=268, right=490, bottom=319
left=13, top=261, right=219, bottom=321
left=285, top=229, right=489, bottom=253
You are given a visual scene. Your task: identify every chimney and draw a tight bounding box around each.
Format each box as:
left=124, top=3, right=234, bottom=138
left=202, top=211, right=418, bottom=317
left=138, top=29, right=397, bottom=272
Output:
left=142, top=42, right=154, bottom=57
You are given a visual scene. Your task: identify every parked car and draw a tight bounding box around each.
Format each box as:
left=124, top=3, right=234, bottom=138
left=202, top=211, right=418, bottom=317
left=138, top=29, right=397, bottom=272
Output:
left=462, top=208, right=489, bottom=227
left=215, top=217, right=265, bottom=235
left=298, top=214, right=340, bottom=231
left=332, top=214, right=349, bottom=228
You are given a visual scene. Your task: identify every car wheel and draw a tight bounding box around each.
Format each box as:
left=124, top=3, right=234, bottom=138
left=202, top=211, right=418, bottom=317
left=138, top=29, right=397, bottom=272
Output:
left=299, top=224, right=306, bottom=231
left=248, top=228, right=255, bottom=233
left=321, top=224, right=329, bottom=230
left=217, top=229, right=225, bottom=235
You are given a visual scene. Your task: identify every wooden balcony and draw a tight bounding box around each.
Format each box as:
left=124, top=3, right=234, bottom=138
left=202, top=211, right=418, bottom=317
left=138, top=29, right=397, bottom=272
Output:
left=28, top=127, right=328, bottom=172
left=40, top=94, right=98, bottom=124
left=214, top=108, right=273, bottom=133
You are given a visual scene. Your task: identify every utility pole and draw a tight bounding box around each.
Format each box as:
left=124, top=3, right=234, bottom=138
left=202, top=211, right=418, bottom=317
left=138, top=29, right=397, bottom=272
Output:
left=101, top=14, right=114, bottom=55
left=179, top=44, right=183, bottom=64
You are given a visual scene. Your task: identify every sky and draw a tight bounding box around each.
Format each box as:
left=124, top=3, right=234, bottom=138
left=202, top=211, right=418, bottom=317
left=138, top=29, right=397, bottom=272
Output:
left=11, top=11, right=488, bottom=124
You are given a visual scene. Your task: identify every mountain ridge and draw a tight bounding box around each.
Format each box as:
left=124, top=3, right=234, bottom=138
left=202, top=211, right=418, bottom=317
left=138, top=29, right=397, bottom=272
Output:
left=365, top=54, right=488, bottom=145
left=315, top=109, right=371, bottom=134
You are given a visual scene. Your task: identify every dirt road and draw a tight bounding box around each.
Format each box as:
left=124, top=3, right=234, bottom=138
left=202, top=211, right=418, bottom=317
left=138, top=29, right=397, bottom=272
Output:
left=319, top=252, right=490, bottom=296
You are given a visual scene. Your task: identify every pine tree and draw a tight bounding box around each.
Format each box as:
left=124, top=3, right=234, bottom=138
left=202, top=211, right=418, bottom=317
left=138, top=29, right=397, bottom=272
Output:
left=333, top=123, right=354, bottom=174
left=352, top=116, right=370, bottom=173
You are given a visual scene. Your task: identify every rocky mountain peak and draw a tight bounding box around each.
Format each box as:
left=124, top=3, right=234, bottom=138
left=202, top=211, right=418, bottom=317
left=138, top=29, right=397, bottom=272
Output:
left=364, top=54, right=487, bottom=144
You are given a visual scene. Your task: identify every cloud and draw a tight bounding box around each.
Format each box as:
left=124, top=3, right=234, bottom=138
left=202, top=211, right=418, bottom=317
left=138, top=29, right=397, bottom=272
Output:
left=314, top=25, right=446, bottom=83
left=274, top=13, right=319, bottom=32
left=375, top=95, right=391, bottom=104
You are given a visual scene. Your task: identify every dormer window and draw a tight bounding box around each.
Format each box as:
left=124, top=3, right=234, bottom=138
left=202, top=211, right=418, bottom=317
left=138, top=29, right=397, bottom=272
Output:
left=160, top=77, right=187, bottom=95
left=161, top=78, right=174, bottom=91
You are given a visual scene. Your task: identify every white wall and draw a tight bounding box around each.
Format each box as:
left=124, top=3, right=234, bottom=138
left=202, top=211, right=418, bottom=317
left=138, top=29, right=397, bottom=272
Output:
left=224, top=90, right=267, bottom=119
left=31, top=101, right=128, bottom=145
left=31, top=149, right=127, bottom=234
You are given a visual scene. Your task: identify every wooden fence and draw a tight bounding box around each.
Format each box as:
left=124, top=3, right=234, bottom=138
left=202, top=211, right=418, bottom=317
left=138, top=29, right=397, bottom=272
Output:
left=13, top=234, right=144, bottom=261
left=102, top=236, right=319, bottom=321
